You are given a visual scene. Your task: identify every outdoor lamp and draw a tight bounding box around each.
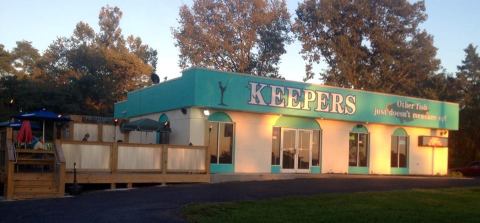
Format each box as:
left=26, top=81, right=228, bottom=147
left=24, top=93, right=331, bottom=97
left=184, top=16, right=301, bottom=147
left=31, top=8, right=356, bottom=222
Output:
left=203, top=109, right=210, bottom=116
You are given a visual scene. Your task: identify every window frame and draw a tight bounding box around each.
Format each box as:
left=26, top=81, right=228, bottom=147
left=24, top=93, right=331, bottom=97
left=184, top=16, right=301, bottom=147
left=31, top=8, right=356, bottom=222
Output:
left=311, top=129, right=322, bottom=166
left=272, top=127, right=321, bottom=167
left=209, top=121, right=235, bottom=164
left=349, top=132, right=370, bottom=167
left=391, top=130, right=409, bottom=168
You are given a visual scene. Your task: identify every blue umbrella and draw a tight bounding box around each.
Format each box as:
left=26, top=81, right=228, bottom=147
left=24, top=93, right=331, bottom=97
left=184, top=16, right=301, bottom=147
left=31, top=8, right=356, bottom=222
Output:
left=14, top=109, right=70, bottom=121
left=0, top=120, right=42, bottom=130
left=14, top=109, right=70, bottom=142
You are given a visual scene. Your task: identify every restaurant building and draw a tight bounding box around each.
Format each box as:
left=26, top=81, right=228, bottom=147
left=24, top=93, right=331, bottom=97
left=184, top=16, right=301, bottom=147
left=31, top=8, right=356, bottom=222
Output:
left=114, top=68, right=458, bottom=175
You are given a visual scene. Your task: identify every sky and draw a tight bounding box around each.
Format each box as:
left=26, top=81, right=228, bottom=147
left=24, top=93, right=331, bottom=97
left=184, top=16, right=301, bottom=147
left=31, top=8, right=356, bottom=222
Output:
left=0, top=0, right=479, bottom=83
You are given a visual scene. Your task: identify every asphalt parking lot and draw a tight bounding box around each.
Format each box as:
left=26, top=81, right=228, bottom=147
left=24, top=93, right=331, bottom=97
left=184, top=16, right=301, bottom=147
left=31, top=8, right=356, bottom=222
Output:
left=1, top=175, right=479, bottom=223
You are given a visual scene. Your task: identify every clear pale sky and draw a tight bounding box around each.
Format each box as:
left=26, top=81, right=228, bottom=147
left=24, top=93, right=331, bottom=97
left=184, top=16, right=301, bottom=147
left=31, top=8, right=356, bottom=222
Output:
left=0, top=0, right=479, bottom=83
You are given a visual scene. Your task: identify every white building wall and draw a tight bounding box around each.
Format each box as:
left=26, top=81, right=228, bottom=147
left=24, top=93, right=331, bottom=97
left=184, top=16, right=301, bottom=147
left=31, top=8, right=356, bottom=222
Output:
left=227, top=111, right=277, bottom=173
left=368, top=123, right=395, bottom=174
left=126, top=109, right=449, bottom=175
left=405, top=127, right=449, bottom=175
left=317, top=119, right=351, bottom=174
left=127, top=109, right=191, bottom=145
left=189, top=108, right=207, bottom=146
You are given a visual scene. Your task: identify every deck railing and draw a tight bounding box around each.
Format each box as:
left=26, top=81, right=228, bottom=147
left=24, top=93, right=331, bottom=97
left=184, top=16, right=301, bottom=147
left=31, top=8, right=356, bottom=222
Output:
left=5, top=141, right=16, bottom=199
left=59, top=140, right=210, bottom=186
left=54, top=141, right=66, bottom=195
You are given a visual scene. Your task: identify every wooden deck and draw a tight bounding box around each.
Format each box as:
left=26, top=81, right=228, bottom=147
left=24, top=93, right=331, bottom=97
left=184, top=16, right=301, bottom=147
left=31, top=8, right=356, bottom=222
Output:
left=2, top=138, right=210, bottom=200
left=2, top=141, right=65, bottom=200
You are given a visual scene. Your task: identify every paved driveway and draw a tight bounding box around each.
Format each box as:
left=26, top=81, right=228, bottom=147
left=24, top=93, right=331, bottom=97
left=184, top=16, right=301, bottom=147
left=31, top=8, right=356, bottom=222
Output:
left=1, top=175, right=479, bottom=223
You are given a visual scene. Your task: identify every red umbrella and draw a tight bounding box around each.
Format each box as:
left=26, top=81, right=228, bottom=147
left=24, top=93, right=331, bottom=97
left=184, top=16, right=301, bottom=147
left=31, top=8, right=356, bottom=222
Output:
left=16, top=120, right=33, bottom=144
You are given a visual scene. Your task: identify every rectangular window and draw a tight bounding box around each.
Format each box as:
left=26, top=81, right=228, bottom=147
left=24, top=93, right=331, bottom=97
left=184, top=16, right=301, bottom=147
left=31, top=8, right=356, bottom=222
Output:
left=391, top=136, right=408, bottom=168
left=271, top=127, right=281, bottom=165
left=349, top=133, right=358, bottom=166
left=391, top=136, right=398, bottom=167
left=358, top=134, right=368, bottom=166
left=398, top=136, right=407, bottom=167
left=282, top=129, right=296, bottom=169
left=209, top=122, right=234, bottom=164
left=208, top=123, right=219, bottom=163
left=218, top=123, right=233, bottom=164
left=349, top=133, right=369, bottom=167
left=311, top=130, right=321, bottom=166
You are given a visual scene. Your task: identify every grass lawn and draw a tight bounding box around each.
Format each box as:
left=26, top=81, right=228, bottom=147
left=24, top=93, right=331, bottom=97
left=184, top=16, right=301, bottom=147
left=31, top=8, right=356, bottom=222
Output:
left=183, top=187, right=480, bottom=223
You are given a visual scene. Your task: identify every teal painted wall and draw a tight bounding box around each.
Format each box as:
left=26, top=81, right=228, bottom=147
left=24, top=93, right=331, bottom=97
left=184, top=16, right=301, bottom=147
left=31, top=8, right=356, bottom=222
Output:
left=114, top=73, right=196, bottom=118
left=351, top=125, right=368, bottom=133
left=208, top=112, right=232, bottom=122
left=115, top=68, right=459, bottom=130
left=393, top=128, right=408, bottom=136
left=274, top=116, right=321, bottom=129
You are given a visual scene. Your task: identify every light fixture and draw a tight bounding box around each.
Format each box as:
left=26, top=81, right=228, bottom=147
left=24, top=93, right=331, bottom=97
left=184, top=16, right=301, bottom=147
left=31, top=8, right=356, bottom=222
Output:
left=181, top=108, right=188, bottom=115
left=203, top=109, right=210, bottom=116
left=440, top=130, right=447, bottom=136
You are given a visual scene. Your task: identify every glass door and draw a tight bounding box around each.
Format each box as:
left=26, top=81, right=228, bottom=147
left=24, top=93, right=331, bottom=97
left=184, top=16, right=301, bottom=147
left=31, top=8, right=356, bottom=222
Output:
left=281, top=129, right=296, bottom=173
left=297, top=130, right=312, bottom=173
left=280, top=129, right=312, bottom=173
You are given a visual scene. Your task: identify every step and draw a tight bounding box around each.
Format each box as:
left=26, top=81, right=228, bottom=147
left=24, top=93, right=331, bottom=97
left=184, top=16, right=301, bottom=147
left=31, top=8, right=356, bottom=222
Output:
left=14, top=173, right=55, bottom=181
left=16, top=158, right=55, bottom=165
left=14, top=185, right=57, bottom=193
left=13, top=192, right=62, bottom=200
left=16, top=149, right=55, bottom=155
left=14, top=180, right=55, bottom=187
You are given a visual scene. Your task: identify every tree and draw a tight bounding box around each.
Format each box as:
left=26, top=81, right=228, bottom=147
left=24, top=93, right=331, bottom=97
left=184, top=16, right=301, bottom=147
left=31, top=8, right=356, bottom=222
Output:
left=450, top=44, right=480, bottom=167
left=97, top=5, right=124, bottom=49
left=36, top=5, right=157, bottom=115
left=0, top=44, right=13, bottom=77
left=11, top=41, right=41, bottom=78
left=173, top=0, right=292, bottom=78
left=293, top=0, right=441, bottom=98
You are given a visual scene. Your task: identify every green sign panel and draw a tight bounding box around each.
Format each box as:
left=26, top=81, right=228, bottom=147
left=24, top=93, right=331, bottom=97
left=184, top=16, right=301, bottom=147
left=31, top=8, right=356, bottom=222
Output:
left=115, top=68, right=459, bottom=130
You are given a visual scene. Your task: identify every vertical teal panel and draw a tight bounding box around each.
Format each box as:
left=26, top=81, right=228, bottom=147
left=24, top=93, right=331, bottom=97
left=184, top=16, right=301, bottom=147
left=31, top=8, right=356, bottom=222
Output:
left=271, top=165, right=281, bottom=173
left=310, top=166, right=321, bottom=174
left=210, top=164, right=234, bottom=173
left=348, top=166, right=369, bottom=174
left=391, top=167, right=409, bottom=175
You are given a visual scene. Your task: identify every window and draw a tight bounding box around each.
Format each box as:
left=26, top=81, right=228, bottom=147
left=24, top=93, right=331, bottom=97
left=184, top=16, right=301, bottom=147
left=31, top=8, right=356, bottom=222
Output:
left=349, top=131, right=369, bottom=167
left=311, top=130, right=321, bottom=166
left=391, top=128, right=408, bottom=168
left=271, top=127, right=281, bottom=165
left=208, top=122, right=234, bottom=164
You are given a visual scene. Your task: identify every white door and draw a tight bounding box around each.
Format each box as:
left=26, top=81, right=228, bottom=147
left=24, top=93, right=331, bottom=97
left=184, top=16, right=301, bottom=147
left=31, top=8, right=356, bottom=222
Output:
left=280, top=128, right=312, bottom=173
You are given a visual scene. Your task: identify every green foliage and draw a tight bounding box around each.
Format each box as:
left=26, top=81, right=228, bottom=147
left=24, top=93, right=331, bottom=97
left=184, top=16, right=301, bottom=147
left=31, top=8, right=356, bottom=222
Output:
left=183, top=187, right=480, bottom=223
left=10, top=41, right=41, bottom=78
left=0, top=44, right=13, bottom=77
left=173, top=0, right=292, bottom=78
left=449, top=44, right=480, bottom=167
left=293, top=0, right=441, bottom=98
